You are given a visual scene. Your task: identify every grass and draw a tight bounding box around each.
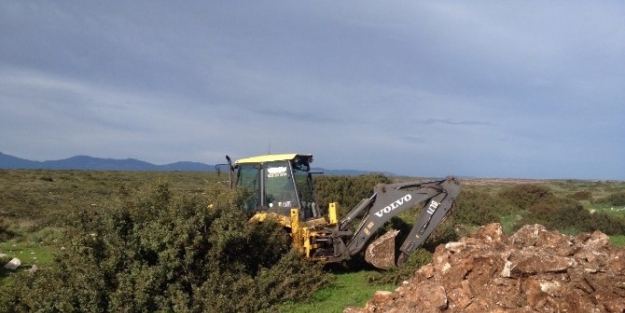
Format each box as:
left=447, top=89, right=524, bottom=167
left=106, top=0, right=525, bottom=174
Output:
left=610, top=235, right=625, bottom=246
left=592, top=204, right=625, bottom=218
left=273, top=271, right=394, bottom=313
left=0, top=240, right=56, bottom=266
left=0, top=239, right=57, bottom=285
left=500, top=214, right=521, bottom=234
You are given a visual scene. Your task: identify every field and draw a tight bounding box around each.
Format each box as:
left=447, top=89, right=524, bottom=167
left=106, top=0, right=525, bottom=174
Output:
left=1, top=169, right=625, bottom=312
left=0, top=170, right=217, bottom=286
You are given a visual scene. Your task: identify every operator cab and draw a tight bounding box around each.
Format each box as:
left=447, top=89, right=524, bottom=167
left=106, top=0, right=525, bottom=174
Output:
left=233, top=153, right=319, bottom=219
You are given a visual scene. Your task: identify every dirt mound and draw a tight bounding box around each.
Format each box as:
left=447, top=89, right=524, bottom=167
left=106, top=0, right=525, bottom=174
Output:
left=345, top=223, right=625, bottom=313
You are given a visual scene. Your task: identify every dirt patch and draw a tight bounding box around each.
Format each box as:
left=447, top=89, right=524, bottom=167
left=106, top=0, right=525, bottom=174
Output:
left=345, top=223, right=625, bottom=313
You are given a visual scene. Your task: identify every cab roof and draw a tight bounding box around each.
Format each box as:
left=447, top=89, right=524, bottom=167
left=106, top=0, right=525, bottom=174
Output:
left=235, top=153, right=313, bottom=164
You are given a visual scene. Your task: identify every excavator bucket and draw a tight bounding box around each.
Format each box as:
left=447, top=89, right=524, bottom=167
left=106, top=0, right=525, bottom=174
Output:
left=364, top=229, right=400, bottom=269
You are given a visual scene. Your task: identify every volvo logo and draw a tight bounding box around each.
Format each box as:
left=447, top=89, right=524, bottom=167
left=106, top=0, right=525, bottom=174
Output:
left=374, top=194, right=412, bottom=217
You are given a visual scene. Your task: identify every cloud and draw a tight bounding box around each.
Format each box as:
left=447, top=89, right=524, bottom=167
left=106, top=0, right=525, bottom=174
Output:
left=1, top=1, right=624, bottom=179
left=415, top=119, right=495, bottom=126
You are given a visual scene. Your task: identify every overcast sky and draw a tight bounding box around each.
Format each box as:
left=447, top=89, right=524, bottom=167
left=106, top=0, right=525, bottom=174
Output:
left=1, top=1, right=624, bottom=179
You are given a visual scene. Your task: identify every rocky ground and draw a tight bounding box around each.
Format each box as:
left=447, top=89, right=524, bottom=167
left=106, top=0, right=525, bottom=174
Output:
left=345, top=223, right=625, bottom=313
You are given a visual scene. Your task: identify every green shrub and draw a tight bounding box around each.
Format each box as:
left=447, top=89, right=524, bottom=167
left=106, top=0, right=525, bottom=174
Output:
left=314, top=173, right=392, bottom=218
left=365, top=248, right=432, bottom=285
left=526, top=197, right=586, bottom=230
left=585, top=213, right=625, bottom=235
left=39, top=176, right=54, bottom=182
left=498, top=184, right=554, bottom=211
left=568, top=190, right=593, bottom=202
left=423, top=219, right=459, bottom=250
left=605, top=192, right=625, bottom=206
left=0, top=219, right=14, bottom=241
left=0, top=182, right=329, bottom=313
left=453, top=190, right=502, bottom=226
left=515, top=195, right=625, bottom=236
left=32, top=227, right=65, bottom=244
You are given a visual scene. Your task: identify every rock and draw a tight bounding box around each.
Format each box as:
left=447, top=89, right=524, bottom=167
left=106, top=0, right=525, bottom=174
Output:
left=4, top=257, right=21, bottom=270
left=509, top=248, right=574, bottom=276
left=28, top=264, right=39, bottom=274
left=507, top=224, right=545, bottom=248
left=372, top=290, right=396, bottom=303
left=534, top=228, right=575, bottom=256
left=409, top=281, right=447, bottom=310
left=582, top=231, right=610, bottom=249
left=446, top=280, right=473, bottom=310
left=444, top=241, right=467, bottom=253
left=346, top=223, right=625, bottom=313
left=461, top=223, right=504, bottom=244
left=343, top=306, right=364, bottom=313
left=365, top=229, right=399, bottom=269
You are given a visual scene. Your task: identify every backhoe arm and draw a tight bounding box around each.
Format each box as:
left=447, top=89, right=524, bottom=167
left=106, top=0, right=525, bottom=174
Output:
left=327, top=176, right=460, bottom=268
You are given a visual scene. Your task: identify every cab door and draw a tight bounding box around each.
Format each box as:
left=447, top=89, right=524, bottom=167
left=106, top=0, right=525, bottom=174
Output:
left=263, top=161, right=298, bottom=215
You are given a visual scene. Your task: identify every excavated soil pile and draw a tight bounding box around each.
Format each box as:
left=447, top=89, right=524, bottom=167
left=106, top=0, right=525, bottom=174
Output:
left=345, top=223, right=625, bottom=313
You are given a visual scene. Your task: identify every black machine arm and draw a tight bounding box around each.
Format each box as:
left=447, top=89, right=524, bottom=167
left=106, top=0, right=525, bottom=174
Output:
left=328, top=176, right=461, bottom=266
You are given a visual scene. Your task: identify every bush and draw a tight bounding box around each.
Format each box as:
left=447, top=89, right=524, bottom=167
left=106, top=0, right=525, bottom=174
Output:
left=586, top=213, right=625, bottom=235
left=498, top=184, right=554, bottom=211
left=514, top=195, right=625, bottom=236
left=568, top=190, right=593, bottom=202
left=524, top=197, right=587, bottom=230
left=452, top=190, right=502, bottom=226
left=0, top=219, right=14, bottom=241
left=604, top=192, right=625, bottom=206
left=314, top=173, right=392, bottom=218
left=0, top=182, right=329, bottom=313
left=365, top=248, right=432, bottom=285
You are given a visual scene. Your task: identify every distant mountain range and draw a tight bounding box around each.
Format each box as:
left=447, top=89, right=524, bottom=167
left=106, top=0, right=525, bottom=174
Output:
left=0, top=151, right=213, bottom=171
left=0, top=151, right=377, bottom=175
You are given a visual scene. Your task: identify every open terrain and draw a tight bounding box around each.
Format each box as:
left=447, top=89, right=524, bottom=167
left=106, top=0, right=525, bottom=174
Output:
left=1, top=169, right=624, bottom=312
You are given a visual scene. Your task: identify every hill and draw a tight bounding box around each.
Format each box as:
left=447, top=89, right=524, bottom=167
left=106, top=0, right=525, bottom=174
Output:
left=0, top=151, right=213, bottom=171
left=0, top=151, right=378, bottom=174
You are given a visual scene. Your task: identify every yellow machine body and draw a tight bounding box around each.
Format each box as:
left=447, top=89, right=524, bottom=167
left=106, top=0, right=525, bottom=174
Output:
left=220, top=153, right=461, bottom=268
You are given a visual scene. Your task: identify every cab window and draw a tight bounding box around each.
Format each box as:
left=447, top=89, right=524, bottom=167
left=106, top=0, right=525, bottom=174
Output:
left=236, top=164, right=260, bottom=210
left=264, top=161, right=297, bottom=209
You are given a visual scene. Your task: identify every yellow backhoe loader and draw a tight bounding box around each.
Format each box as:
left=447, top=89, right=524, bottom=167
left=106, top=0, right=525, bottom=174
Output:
left=216, top=153, right=460, bottom=269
